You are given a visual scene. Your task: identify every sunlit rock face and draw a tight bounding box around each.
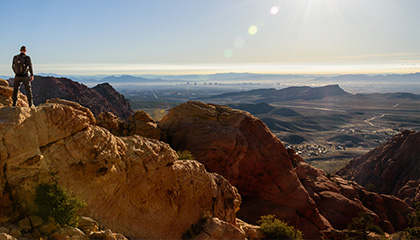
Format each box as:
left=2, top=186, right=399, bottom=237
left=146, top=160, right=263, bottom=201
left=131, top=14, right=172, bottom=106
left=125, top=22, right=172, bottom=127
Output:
left=159, top=101, right=415, bottom=239
left=0, top=100, right=241, bottom=239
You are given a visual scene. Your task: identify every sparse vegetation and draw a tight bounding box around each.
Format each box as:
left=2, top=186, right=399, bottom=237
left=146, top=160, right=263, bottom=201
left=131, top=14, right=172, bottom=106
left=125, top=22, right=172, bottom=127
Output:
left=346, top=212, right=384, bottom=240
left=182, top=212, right=212, bottom=239
left=403, top=202, right=420, bottom=239
left=35, top=182, right=86, bottom=227
left=177, top=150, right=196, bottom=160
left=258, top=214, right=303, bottom=240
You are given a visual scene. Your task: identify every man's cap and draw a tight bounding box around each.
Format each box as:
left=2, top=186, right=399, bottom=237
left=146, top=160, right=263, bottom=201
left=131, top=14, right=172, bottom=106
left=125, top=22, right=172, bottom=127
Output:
left=20, top=46, right=27, bottom=52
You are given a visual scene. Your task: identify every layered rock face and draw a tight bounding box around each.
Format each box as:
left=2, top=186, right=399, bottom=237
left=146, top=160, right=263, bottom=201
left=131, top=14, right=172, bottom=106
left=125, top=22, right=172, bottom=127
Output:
left=9, top=76, right=133, bottom=119
left=338, top=130, right=420, bottom=205
left=0, top=101, right=241, bottom=239
left=159, top=101, right=414, bottom=238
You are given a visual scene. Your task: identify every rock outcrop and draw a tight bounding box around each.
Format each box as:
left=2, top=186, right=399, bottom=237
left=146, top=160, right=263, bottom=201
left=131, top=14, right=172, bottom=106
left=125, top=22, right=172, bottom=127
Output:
left=0, top=80, right=28, bottom=108
left=294, top=153, right=413, bottom=234
left=97, top=110, right=163, bottom=140
left=337, top=130, right=420, bottom=205
left=158, top=101, right=414, bottom=238
left=8, top=76, right=134, bottom=119
left=0, top=100, right=241, bottom=239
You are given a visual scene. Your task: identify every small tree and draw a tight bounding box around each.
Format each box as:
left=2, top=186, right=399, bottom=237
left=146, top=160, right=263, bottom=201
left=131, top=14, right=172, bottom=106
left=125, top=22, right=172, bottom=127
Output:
left=346, top=212, right=384, bottom=240
left=258, top=215, right=303, bottom=240
left=404, top=202, right=420, bottom=239
left=35, top=182, right=86, bottom=227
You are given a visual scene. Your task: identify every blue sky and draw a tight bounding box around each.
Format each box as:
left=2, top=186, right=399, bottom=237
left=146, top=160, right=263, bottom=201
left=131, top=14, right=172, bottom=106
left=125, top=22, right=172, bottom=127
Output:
left=1, top=0, right=420, bottom=75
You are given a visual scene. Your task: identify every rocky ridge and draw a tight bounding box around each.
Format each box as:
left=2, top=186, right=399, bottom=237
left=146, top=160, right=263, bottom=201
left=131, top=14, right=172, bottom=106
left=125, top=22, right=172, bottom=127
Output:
left=0, top=93, right=247, bottom=239
left=8, top=76, right=133, bottom=119
left=337, top=130, right=420, bottom=206
left=158, top=101, right=415, bottom=238
left=1, top=80, right=417, bottom=239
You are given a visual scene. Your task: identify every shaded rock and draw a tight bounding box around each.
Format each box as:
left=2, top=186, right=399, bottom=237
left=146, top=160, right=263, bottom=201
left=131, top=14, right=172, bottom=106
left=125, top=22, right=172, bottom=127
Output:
left=158, top=101, right=415, bottom=238
left=92, top=83, right=133, bottom=119
left=158, top=101, right=331, bottom=238
left=121, top=110, right=162, bottom=140
left=17, top=76, right=133, bottom=119
left=0, top=101, right=240, bottom=239
left=97, top=111, right=162, bottom=140
left=96, top=112, right=123, bottom=136
left=0, top=79, right=8, bottom=87
left=297, top=159, right=414, bottom=234
left=337, top=130, right=420, bottom=205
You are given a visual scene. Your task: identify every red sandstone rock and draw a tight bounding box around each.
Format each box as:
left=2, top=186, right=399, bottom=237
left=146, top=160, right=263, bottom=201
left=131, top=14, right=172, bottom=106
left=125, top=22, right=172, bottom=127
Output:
left=159, top=101, right=415, bottom=238
left=337, top=130, right=420, bottom=206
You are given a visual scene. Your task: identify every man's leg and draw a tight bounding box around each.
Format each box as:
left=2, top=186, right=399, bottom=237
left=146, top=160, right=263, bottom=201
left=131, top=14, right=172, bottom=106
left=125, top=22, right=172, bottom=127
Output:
left=22, top=77, right=33, bottom=107
left=12, top=78, right=22, bottom=106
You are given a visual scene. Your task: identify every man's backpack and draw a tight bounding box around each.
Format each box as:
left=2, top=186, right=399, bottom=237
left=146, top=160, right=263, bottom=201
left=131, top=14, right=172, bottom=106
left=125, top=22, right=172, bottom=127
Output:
left=12, top=54, right=28, bottom=76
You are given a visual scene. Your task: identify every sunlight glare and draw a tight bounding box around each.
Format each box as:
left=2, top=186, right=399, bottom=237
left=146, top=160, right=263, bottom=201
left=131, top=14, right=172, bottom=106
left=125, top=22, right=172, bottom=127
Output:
left=270, top=6, right=280, bottom=15
left=248, top=25, right=258, bottom=35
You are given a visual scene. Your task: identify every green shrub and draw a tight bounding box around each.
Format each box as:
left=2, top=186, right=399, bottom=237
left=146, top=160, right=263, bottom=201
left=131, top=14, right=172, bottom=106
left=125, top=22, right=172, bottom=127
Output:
left=258, top=214, right=303, bottom=240
left=35, top=182, right=86, bottom=227
left=346, top=212, right=384, bottom=240
left=403, top=202, right=420, bottom=239
left=177, top=150, right=196, bottom=160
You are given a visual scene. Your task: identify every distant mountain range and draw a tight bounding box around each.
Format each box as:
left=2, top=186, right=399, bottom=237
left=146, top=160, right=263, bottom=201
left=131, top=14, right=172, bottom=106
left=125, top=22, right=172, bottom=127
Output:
left=203, top=84, right=351, bottom=103
left=201, top=84, right=420, bottom=104
left=2, top=72, right=416, bottom=85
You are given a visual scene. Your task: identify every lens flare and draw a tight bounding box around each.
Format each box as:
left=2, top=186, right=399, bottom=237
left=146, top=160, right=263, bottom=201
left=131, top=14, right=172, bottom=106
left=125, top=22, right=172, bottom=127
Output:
left=270, top=6, right=280, bottom=15
left=248, top=25, right=258, bottom=35
left=224, top=49, right=233, bottom=58
left=234, top=37, right=245, bottom=48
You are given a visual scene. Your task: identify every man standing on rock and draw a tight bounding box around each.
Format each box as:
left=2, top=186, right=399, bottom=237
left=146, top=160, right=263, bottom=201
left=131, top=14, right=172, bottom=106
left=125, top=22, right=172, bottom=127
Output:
left=11, top=46, right=34, bottom=107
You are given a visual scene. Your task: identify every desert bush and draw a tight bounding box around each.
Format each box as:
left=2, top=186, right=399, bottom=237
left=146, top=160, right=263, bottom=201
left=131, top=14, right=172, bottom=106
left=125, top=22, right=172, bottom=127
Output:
left=403, top=202, right=420, bottom=239
left=35, top=182, right=86, bottom=227
left=177, top=150, right=196, bottom=160
left=258, top=214, right=303, bottom=240
left=346, top=212, right=384, bottom=240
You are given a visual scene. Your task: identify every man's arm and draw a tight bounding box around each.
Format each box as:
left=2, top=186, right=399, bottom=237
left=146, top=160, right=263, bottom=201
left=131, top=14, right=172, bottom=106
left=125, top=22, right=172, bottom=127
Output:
left=27, top=56, right=34, bottom=81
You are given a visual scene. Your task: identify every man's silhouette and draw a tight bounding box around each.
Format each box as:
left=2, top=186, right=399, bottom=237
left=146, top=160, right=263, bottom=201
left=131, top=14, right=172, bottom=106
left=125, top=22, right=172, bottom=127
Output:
left=12, top=46, right=34, bottom=107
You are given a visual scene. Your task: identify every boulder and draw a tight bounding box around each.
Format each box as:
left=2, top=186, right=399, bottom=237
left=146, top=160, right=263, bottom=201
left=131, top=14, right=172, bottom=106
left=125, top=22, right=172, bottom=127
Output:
left=158, top=101, right=331, bottom=238
left=121, top=110, right=162, bottom=140
left=0, top=101, right=240, bottom=239
left=97, top=111, right=163, bottom=140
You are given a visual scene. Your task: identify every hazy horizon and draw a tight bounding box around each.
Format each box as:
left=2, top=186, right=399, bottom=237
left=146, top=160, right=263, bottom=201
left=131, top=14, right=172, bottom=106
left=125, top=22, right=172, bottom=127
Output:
left=2, top=0, right=420, bottom=76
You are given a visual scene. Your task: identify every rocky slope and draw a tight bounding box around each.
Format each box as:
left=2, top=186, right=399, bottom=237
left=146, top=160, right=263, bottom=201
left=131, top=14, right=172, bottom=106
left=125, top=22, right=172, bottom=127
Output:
left=337, top=130, right=420, bottom=205
left=0, top=97, right=244, bottom=239
left=8, top=76, right=133, bottom=119
left=158, top=101, right=414, bottom=238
